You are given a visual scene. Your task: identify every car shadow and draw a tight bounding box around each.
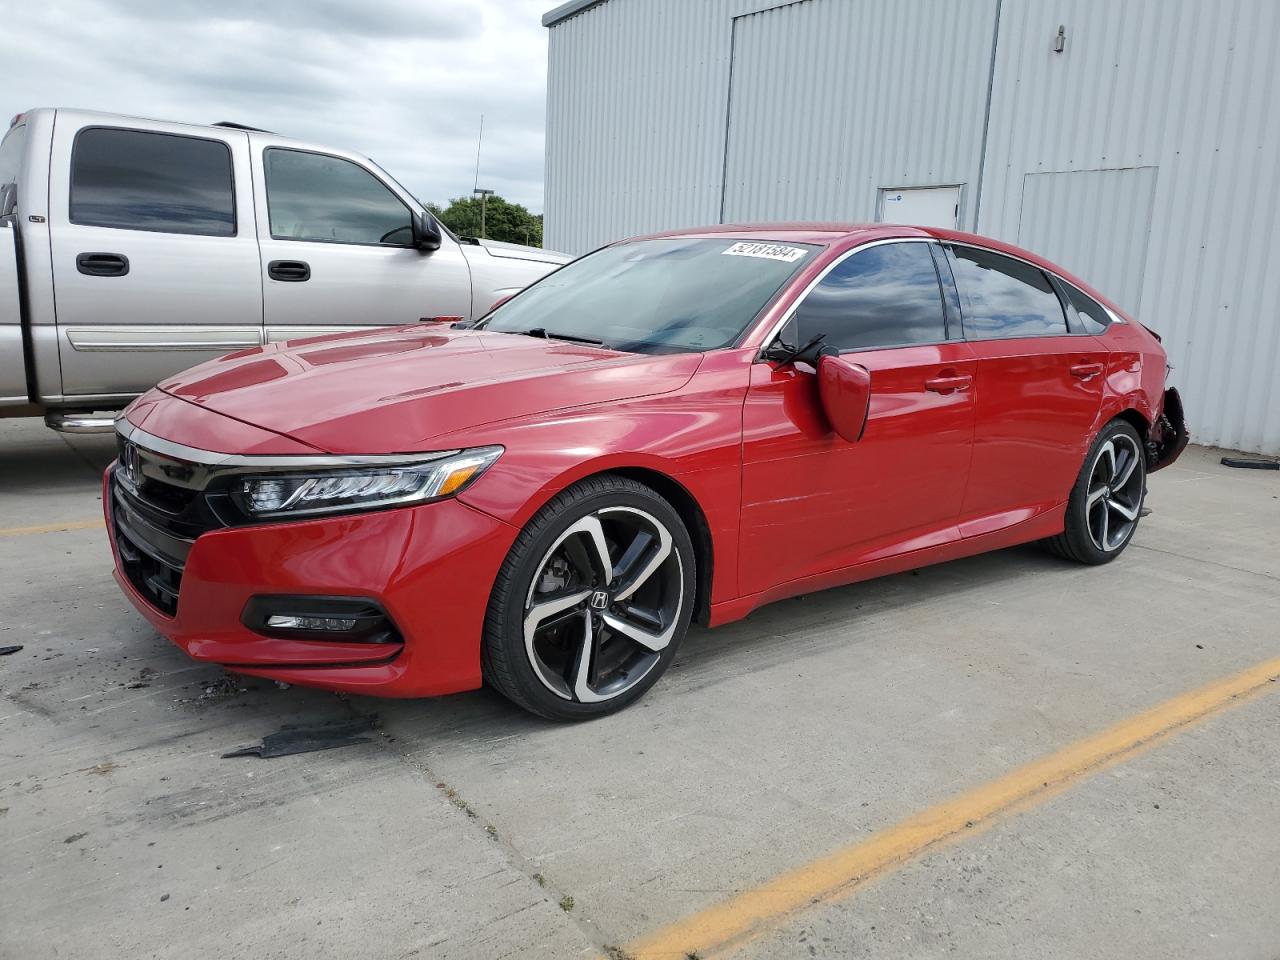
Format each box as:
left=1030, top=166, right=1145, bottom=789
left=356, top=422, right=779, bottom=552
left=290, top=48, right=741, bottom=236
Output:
left=365, top=542, right=1077, bottom=746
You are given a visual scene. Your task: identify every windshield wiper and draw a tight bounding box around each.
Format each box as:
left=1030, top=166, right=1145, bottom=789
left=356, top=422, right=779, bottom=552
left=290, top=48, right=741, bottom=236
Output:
left=520, top=327, right=606, bottom=346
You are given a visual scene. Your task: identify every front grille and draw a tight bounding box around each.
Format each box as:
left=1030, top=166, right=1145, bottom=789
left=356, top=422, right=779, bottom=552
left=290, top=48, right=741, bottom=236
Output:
left=110, top=467, right=225, bottom=616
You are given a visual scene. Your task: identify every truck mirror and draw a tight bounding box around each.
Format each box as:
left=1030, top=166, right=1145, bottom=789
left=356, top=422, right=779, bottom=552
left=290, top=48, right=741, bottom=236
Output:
left=412, top=212, right=442, bottom=252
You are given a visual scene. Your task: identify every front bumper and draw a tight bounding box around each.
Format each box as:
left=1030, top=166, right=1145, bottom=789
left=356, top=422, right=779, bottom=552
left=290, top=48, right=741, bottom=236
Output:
left=104, top=466, right=518, bottom=697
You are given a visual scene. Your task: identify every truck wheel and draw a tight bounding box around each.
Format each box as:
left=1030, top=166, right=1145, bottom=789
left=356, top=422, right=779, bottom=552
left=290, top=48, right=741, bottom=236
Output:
left=482, top=475, right=696, bottom=721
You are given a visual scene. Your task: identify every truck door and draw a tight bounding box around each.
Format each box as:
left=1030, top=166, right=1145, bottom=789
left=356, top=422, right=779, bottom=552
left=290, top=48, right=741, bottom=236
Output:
left=248, top=135, right=472, bottom=342
left=47, top=118, right=263, bottom=399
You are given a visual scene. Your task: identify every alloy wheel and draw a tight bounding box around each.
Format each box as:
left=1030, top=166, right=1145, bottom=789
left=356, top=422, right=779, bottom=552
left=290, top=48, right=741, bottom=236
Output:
left=523, top=506, right=684, bottom=703
left=1086, top=433, right=1144, bottom=552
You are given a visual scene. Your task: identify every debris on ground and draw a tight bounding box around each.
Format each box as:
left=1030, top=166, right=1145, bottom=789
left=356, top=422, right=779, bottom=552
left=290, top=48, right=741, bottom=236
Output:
left=63, top=832, right=88, bottom=844
left=222, top=715, right=380, bottom=759
left=125, top=666, right=158, bottom=689
left=0, top=645, right=23, bottom=656
left=199, top=676, right=246, bottom=702
left=1220, top=456, right=1279, bottom=470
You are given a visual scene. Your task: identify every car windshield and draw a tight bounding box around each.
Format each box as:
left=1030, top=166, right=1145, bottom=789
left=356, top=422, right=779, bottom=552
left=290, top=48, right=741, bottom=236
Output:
left=479, top=237, right=818, bottom=353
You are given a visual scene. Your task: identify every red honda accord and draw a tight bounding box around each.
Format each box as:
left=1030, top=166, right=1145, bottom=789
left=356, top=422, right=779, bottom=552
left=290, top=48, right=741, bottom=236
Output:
left=106, top=224, right=1187, bottom=719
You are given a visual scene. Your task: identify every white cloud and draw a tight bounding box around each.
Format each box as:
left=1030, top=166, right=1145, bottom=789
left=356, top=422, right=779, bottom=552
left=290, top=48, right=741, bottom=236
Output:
left=1, top=0, right=551, bottom=210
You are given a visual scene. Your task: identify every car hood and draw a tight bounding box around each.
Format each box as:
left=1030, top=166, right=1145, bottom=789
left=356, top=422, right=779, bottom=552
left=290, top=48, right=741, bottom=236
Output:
left=466, top=237, right=571, bottom=265
left=156, top=326, right=702, bottom=455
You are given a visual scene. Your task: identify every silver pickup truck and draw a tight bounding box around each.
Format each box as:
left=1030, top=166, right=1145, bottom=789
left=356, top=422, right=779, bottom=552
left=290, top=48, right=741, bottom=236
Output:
left=0, top=108, right=569, bottom=432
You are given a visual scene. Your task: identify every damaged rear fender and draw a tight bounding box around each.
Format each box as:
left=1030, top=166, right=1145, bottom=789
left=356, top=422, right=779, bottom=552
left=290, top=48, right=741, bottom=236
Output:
left=1148, top=387, right=1189, bottom=472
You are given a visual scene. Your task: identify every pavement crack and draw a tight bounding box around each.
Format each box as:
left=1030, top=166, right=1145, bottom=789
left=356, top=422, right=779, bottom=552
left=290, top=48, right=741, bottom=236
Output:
left=1131, top=542, right=1280, bottom=584
left=350, top=700, right=614, bottom=955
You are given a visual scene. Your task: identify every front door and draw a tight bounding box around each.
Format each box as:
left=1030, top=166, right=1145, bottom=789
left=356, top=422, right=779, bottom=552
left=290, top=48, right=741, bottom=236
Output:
left=48, top=120, right=262, bottom=398
left=740, top=240, right=977, bottom=596
left=941, top=244, right=1107, bottom=535
left=249, top=138, right=472, bottom=342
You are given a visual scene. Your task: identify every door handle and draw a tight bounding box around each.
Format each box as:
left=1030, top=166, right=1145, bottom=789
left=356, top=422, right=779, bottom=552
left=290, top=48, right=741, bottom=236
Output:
left=268, top=260, right=311, bottom=282
left=924, top=374, right=973, bottom=394
left=1070, top=361, right=1104, bottom=381
left=76, top=252, right=129, bottom=277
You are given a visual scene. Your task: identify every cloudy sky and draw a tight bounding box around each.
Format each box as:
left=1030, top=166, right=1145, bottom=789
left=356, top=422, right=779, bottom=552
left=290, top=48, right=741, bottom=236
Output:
left=3, top=0, right=553, bottom=211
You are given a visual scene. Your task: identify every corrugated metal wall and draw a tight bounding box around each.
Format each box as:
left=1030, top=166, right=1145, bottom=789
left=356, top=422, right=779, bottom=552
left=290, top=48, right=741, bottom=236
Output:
left=545, top=0, right=1280, bottom=453
left=543, top=0, right=738, bottom=253
left=722, top=0, right=996, bottom=223
left=976, top=0, right=1280, bottom=453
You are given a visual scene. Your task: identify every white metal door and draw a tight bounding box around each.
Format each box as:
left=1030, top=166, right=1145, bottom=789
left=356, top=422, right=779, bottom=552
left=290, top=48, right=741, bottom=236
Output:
left=878, top=186, right=961, bottom=228
left=249, top=137, right=472, bottom=342
left=1017, top=167, right=1158, bottom=315
left=48, top=117, right=262, bottom=399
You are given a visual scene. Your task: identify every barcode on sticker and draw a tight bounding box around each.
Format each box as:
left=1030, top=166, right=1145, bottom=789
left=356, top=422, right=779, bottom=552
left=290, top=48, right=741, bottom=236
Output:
left=721, top=242, right=808, bottom=263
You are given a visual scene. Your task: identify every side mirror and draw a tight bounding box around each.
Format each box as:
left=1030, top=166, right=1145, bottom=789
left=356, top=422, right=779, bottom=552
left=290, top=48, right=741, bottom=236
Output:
left=816, top=354, right=871, bottom=442
left=412, top=211, right=442, bottom=252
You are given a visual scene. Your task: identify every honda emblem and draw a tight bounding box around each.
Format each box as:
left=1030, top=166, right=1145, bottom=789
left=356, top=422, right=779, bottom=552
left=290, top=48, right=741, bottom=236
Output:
left=122, top=441, right=141, bottom=485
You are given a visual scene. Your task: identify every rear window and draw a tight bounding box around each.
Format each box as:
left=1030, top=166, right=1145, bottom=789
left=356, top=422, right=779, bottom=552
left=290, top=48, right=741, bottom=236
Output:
left=70, top=127, right=235, bottom=236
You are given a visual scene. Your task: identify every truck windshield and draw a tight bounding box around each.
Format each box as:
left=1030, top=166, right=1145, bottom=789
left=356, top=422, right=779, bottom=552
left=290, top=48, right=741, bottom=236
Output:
left=479, top=237, right=817, bottom=354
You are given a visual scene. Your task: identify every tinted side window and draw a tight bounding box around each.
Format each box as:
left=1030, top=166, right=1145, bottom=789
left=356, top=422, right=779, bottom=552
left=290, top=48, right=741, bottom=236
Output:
left=793, top=242, right=946, bottom=351
left=264, top=149, right=411, bottom=245
left=948, top=246, right=1067, bottom=339
left=1063, top=283, right=1112, bottom=334
left=70, top=128, right=235, bottom=236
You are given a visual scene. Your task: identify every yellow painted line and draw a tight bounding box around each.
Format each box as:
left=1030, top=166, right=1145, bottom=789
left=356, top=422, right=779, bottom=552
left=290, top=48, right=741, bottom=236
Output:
left=627, top=655, right=1280, bottom=959
left=0, top=518, right=104, bottom=537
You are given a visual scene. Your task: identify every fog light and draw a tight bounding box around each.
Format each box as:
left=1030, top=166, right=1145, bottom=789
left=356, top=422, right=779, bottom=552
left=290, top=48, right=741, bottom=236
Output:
left=266, top=615, right=359, bottom=632
left=243, top=596, right=403, bottom=646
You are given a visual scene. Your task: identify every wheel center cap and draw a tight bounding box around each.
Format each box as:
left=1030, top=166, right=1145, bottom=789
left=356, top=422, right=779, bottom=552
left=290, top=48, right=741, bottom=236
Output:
left=588, top=590, right=610, bottom=611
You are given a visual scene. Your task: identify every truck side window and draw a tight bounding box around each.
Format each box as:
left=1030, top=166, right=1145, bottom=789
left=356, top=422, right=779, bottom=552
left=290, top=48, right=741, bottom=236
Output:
left=70, top=128, right=235, bottom=236
left=264, top=149, right=413, bottom=246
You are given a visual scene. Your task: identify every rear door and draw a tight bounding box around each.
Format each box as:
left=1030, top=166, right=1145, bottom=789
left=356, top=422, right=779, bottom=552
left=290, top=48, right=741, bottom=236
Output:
left=249, top=137, right=472, bottom=342
left=943, top=244, right=1107, bottom=535
left=48, top=119, right=262, bottom=398
left=740, top=240, right=977, bottom=595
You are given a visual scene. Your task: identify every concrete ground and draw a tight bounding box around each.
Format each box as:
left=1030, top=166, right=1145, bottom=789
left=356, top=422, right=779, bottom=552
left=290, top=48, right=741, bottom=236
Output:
left=1, top=416, right=1277, bottom=959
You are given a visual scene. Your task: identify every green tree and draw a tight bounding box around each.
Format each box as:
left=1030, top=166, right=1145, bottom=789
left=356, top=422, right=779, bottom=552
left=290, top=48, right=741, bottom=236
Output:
left=432, top=195, right=543, bottom=247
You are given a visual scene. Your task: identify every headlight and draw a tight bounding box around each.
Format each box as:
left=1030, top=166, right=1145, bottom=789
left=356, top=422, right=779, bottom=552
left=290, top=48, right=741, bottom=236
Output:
left=235, top=446, right=502, bottom=519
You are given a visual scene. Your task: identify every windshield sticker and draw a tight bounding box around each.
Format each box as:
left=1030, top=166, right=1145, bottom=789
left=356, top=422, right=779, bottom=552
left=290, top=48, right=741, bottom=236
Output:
left=721, top=242, right=808, bottom=263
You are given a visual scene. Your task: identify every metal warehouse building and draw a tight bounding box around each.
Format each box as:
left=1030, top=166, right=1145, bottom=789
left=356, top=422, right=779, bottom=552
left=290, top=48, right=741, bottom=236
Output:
left=541, top=0, right=1280, bottom=454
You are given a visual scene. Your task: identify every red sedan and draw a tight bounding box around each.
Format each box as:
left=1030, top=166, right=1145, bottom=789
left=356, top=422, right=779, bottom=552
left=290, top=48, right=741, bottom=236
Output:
left=106, top=224, right=1187, bottom=719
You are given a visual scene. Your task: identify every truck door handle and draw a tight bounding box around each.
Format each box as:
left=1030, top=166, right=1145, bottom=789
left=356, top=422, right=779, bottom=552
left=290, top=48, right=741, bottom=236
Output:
left=924, top=373, right=972, bottom=394
left=1070, top=361, right=1104, bottom=381
left=268, top=260, right=311, bottom=282
left=76, top=252, right=129, bottom=277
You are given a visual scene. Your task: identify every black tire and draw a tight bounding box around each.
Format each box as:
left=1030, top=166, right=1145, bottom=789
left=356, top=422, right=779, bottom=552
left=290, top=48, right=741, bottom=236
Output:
left=481, top=474, right=696, bottom=721
left=1046, top=419, right=1147, bottom=565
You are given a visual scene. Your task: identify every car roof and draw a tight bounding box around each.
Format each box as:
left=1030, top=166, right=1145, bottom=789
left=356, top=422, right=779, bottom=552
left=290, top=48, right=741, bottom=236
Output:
left=633, top=222, right=925, bottom=245
left=627, top=222, right=1129, bottom=319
